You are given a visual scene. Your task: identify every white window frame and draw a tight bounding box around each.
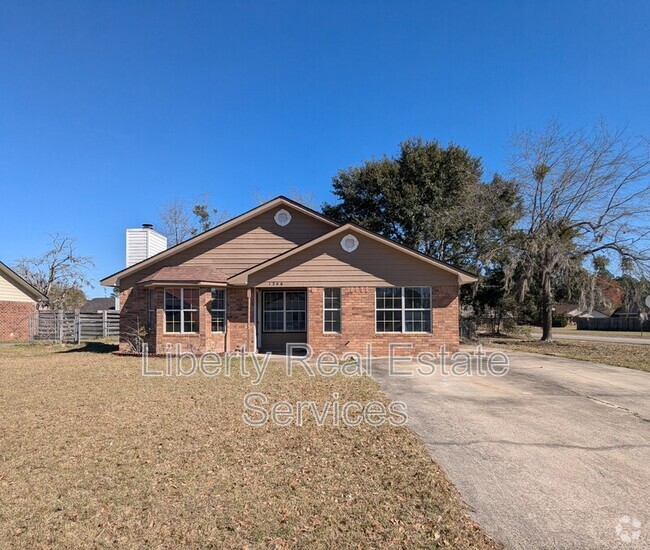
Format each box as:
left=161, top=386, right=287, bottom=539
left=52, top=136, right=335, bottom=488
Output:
left=375, top=287, right=432, bottom=333
left=262, top=290, right=306, bottom=333
left=323, top=288, right=342, bottom=333
left=164, top=287, right=199, bottom=334
left=210, top=288, right=226, bottom=333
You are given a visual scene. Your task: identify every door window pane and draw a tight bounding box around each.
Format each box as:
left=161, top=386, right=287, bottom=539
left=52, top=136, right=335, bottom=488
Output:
left=263, top=291, right=306, bottom=332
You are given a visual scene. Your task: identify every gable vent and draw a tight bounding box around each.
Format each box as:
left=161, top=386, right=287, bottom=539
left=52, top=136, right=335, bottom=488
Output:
left=274, top=209, right=292, bottom=226
left=340, top=234, right=359, bottom=252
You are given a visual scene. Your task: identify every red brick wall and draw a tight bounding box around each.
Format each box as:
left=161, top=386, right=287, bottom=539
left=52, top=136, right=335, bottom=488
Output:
left=120, top=284, right=459, bottom=356
left=226, top=287, right=255, bottom=352
left=0, top=300, right=36, bottom=340
left=120, top=285, right=236, bottom=354
left=153, top=287, right=227, bottom=355
left=307, top=286, right=459, bottom=357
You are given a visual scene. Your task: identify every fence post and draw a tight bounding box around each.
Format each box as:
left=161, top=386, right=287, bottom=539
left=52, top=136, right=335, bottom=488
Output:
left=57, top=311, right=63, bottom=344
left=102, top=310, right=108, bottom=338
left=77, top=310, right=81, bottom=345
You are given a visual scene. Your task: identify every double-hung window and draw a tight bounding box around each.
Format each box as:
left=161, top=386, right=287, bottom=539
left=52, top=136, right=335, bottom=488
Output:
left=211, top=288, right=226, bottom=332
left=375, top=287, right=431, bottom=333
left=263, top=291, right=306, bottom=332
left=323, top=288, right=341, bottom=333
left=165, top=288, right=199, bottom=333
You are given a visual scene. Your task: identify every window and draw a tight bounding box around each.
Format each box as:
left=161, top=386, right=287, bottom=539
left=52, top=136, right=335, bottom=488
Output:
left=376, top=287, right=431, bottom=333
left=147, top=289, right=156, bottom=331
left=211, top=288, right=226, bottom=332
left=324, top=288, right=341, bottom=333
left=165, top=288, right=199, bottom=333
left=263, top=291, right=306, bottom=332
left=404, top=287, right=432, bottom=332
left=375, top=287, right=403, bottom=332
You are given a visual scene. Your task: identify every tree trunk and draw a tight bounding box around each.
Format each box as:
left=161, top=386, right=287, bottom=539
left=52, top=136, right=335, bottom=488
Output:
left=541, top=271, right=553, bottom=341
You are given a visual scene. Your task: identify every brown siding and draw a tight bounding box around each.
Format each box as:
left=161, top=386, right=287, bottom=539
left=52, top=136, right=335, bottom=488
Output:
left=247, top=232, right=459, bottom=288
left=120, top=205, right=332, bottom=287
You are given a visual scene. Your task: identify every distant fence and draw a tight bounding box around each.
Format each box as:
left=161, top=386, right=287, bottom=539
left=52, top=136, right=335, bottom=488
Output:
left=576, top=317, right=650, bottom=332
left=31, top=311, right=120, bottom=343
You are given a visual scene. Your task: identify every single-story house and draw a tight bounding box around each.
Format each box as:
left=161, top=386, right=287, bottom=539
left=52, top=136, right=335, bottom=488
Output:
left=101, top=197, right=477, bottom=355
left=80, top=297, right=120, bottom=313
left=612, top=303, right=649, bottom=320
left=0, top=261, right=46, bottom=340
left=554, top=303, right=609, bottom=322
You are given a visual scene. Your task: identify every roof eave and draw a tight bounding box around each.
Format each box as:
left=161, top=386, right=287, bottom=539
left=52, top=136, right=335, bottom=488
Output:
left=100, top=196, right=339, bottom=287
left=142, top=281, right=228, bottom=288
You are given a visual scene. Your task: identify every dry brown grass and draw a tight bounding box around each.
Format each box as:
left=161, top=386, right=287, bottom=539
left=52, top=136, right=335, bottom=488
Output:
left=487, top=338, right=650, bottom=372
left=0, top=344, right=498, bottom=549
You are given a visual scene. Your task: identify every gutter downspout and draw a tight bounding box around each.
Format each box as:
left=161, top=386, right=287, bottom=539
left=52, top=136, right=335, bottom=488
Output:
left=247, top=288, right=252, bottom=353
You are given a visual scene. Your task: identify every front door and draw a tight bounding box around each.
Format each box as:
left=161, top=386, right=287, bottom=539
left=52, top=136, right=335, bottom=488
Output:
left=259, top=289, right=307, bottom=354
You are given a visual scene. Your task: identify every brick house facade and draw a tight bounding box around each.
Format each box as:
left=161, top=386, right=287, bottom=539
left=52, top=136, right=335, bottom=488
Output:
left=0, top=301, right=38, bottom=340
left=0, top=261, right=46, bottom=340
left=102, top=197, right=476, bottom=357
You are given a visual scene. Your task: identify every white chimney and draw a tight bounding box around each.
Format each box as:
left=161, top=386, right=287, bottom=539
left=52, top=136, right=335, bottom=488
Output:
left=126, top=224, right=168, bottom=267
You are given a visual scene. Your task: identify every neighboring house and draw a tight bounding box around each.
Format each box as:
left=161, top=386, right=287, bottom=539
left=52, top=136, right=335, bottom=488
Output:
left=80, top=297, right=120, bottom=313
left=101, top=197, right=477, bottom=355
left=0, top=261, right=46, bottom=340
left=612, top=304, right=649, bottom=320
left=554, top=303, right=609, bottom=322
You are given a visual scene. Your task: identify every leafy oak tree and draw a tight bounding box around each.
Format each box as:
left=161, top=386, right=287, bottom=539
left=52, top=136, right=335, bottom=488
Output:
left=322, top=138, right=521, bottom=289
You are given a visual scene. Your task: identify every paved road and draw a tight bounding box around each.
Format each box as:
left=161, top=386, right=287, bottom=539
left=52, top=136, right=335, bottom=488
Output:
left=372, top=348, right=650, bottom=549
left=530, top=331, right=650, bottom=345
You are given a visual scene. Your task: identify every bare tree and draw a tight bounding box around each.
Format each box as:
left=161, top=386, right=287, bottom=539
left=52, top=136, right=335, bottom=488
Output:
left=159, top=198, right=194, bottom=245
left=15, top=234, right=94, bottom=309
left=159, top=197, right=228, bottom=245
left=253, top=186, right=318, bottom=209
left=507, top=122, right=650, bottom=340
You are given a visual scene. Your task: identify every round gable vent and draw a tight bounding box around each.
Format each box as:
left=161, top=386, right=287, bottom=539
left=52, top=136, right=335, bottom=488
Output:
left=340, top=234, right=359, bottom=253
left=274, top=209, right=292, bottom=227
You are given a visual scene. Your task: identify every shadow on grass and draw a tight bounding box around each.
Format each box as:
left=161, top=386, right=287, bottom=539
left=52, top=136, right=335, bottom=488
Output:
left=61, top=342, right=119, bottom=354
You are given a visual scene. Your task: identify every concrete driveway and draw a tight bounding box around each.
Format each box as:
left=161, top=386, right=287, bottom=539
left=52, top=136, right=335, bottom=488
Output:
left=372, top=348, right=650, bottom=549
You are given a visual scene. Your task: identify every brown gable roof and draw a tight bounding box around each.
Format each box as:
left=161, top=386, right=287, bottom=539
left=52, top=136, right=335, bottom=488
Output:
left=0, top=261, right=47, bottom=302
left=100, top=196, right=338, bottom=287
left=139, top=265, right=228, bottom=286
left=228, top=223, right=478, bottom=285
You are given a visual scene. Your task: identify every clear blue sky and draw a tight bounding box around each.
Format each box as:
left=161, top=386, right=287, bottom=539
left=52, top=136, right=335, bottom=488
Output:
left=1, top=1, right=648, bottom=295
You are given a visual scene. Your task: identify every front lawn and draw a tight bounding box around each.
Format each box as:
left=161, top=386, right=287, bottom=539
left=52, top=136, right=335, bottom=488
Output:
left=487, top=338, right=650, bottom=372
left=0, top=345, right=498, bottom=548
left=535, top=325, right=650, bottom=340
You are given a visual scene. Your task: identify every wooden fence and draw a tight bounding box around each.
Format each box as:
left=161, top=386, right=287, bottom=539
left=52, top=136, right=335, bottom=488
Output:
left=31, top=311, right=120, bottom=343
left=576, top=317, right=650, bottom=332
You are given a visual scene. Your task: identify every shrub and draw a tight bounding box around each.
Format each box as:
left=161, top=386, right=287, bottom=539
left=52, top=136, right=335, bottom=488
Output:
left=552, top=313, right=569, bottom=327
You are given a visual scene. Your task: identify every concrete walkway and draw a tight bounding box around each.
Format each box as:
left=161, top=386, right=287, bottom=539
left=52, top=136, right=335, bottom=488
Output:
left=372, top=348, right=650, bottom=549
